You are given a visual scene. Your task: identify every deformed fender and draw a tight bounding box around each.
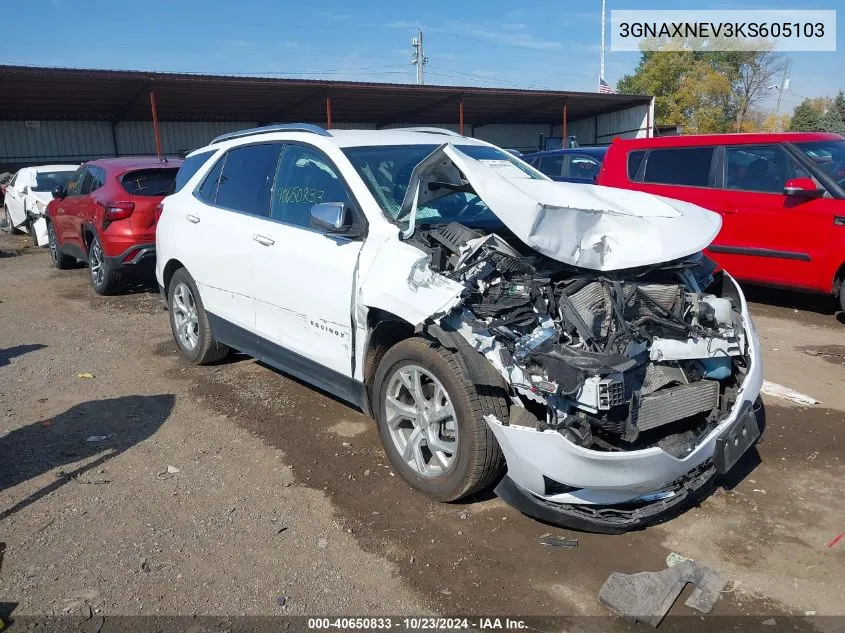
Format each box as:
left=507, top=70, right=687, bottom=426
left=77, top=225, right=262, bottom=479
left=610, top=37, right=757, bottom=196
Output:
left=426, top=322, right=509, bottom=392
left=358, top=238, right=464, bottom=327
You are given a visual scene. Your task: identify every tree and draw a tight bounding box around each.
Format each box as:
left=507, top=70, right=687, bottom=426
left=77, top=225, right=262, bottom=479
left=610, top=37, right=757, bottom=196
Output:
left=713, top=49, right=788, bottom=132
left=818, top=109, right=845, bottom=135
left=833, top=91, right=845, bottom=122
left=789, top=100, right=820, bottom=132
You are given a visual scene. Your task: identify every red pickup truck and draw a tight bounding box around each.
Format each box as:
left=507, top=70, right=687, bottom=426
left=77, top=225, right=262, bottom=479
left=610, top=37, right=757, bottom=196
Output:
left=596, top=132, right=845, bottom=312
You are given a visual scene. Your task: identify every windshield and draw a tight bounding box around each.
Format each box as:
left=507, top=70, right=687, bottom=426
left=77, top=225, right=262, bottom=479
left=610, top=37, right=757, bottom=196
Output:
left=342, top=144, right=543, bottom=229
left=793, top=140, right=845, bottom=186
left=33, top=170, right=74, bottom=192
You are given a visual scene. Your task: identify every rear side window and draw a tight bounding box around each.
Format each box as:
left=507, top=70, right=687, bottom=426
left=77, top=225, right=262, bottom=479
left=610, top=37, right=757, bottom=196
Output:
left=121, top=169, right=179, bottom=197
left=537, top=155, right=564, bottom=177
left=214, top=143, right=283, bottom=217
left=196, top=156, right=225, bottom=203
left=174, top=150, right=216, bottom=193
left=627, top=150, right=646, bottom=180
left=643, top=147, right=715, bottom=187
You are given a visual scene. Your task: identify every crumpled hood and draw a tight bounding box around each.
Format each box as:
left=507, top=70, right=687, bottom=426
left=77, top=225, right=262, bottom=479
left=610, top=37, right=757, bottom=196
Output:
left=404, top=144, right=722, bottom=271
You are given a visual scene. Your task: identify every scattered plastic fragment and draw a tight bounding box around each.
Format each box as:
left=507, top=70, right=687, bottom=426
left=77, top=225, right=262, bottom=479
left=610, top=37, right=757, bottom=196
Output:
left=85, top=436, right=107, bottom=443
left=827, top=529, right=845, bottom=548
left=760, top=380, right=819, bottom=405
left=599, top=559, right=727, bottom=627
left=665, top=552, right=692, bottom=567
left=539, top=534, right=579, bottom=548
left=276, top=596, right=287, bottom=607
left=76, top=372, right=95, bottom=379
left=166, top=465, right=180, bottom=474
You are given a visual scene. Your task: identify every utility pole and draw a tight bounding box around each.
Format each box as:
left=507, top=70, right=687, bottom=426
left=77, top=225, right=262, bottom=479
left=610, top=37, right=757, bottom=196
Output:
left=599, top=0, right=606, bottom=89
left=774, top=69, right=790, bottom=120
left=411, top=29, right=428, bottom=85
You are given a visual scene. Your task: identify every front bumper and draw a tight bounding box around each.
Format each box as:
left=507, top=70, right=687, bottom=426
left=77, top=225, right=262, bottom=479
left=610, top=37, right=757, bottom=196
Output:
left=488, top=274, right=763, bottom=532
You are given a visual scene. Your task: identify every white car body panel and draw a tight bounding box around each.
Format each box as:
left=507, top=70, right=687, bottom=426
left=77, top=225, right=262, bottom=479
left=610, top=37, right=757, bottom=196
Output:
left=415, top=145, right=722, bottom=271
left=4, top=165, right=78, bottom=245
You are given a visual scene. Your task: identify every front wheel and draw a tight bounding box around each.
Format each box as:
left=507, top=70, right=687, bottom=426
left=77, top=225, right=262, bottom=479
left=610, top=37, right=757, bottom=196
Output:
left=168, top=268, right=229, bottom=364
left=373, top=337, right=507, bottom=502
left=839, top=277, right=845, bottom=316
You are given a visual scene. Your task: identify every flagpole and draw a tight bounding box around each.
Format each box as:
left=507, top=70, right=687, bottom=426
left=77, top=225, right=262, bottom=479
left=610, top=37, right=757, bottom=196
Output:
left=600, top=0, right=606, bottom=90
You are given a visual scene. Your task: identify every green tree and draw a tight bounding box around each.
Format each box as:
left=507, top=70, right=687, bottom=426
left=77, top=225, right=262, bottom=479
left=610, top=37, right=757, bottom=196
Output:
left=833, top=91, right=845, bottom=122
left=789, top=100, right=820, bottom=132
left=818, top=109, right=845, bottom=135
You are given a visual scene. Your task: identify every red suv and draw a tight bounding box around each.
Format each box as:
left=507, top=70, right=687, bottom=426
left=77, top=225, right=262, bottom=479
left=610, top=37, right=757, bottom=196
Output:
left=46, top=157, right=182, bottom=294
left=597, top=132, right=845, bottom=311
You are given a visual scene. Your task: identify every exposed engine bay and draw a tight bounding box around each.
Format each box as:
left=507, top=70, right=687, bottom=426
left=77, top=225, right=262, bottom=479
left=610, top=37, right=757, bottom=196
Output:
left=410, top=221, right=749, bottom=458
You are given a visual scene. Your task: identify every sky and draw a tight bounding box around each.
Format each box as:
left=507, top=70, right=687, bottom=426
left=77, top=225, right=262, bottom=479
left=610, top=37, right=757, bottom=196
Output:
left=0, top=0, right=842, bottom=116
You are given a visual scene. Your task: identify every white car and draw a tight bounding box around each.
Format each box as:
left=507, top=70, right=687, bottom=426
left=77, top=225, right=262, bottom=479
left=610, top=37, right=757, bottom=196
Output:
left=3, top=165, right=79, bottom=245
left=156, top=124, right=763, bottom=533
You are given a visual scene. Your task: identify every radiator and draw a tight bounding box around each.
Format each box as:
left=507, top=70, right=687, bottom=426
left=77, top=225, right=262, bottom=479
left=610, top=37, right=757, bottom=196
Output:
left=635, top=380, right=719, bottom=432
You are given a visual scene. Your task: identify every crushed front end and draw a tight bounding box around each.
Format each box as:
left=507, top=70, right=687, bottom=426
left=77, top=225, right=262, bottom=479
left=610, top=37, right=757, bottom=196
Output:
left=411, top=222, right=762, bottom=533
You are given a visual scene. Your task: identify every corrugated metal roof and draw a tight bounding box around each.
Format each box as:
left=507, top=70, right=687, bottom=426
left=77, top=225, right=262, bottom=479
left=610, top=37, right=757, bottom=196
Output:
left=0, top=65, right=651, bottom=126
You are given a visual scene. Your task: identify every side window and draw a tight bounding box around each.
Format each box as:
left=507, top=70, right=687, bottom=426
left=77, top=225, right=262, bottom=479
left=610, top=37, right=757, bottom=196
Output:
left=643, top=147, right=715, bottom=187
left=90, top=167, right=105, bottom=192
left=564, top=155, right=601, bottom=180
left=65, top=167, right=86, bottom=196
left=627, top=150, right=646, bottom=180
left=196, top=155, right=225, bottom=203
left=270, top=145, right=350, bottom=228
left=537, top=155, right=564, bottom=178
left=174, top=150, right=216, bottom=193
left=724, top=144, right=809, bottom=194
left=215, top=143, right=282, bottom=217
left=78, top=168, right=95, bottom=196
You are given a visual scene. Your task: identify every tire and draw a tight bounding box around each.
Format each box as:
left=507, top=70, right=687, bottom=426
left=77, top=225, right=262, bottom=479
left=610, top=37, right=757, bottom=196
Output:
left=373, top=336, right=507, bottom=502
left=47, top=221, right=75, bottom=270
left=839, top=277, right=845, bottom=315
left=167, top=268, right=229, bottom=364
left=87, top=233, right=123, bottom=295
left=3, top=206, right=21, bottom=234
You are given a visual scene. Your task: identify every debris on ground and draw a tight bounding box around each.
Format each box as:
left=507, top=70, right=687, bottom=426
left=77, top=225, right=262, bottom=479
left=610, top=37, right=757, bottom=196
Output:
left=761, top=380, right=819, bottom=405
left=539, top=534, right=578, bottom=548
left=599, top=559, right=727, bottom=627
left=85, top=435, right=108, bottom=443
left=166, top=465, right=180, bottom=474
left=827, top=529, right=845, bottom=548
left=76, top=372, right=95, bottom=379
left=276, top=596, right=287, bottom=607
left=317, top=538, right=328, bottom=549
left=665, top=552, right=693, bottom=567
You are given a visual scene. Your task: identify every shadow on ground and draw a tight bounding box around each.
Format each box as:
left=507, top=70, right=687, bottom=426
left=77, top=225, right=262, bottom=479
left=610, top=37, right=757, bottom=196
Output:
left=0, top=394, right=175, bottom=519
left=0, top=344, right=46, bottom=367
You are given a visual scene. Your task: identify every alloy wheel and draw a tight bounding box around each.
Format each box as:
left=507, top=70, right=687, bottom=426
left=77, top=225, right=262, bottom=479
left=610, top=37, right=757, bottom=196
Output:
left=89, top=240, right=105, bottom=287
left=384, top=364, right=459, bottom=478
left=172, top=282, right=199, bottom=351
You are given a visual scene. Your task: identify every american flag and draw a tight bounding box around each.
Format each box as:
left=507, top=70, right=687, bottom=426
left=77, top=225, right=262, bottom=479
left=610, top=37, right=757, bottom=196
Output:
left=598, top=78, right=616, bottom=94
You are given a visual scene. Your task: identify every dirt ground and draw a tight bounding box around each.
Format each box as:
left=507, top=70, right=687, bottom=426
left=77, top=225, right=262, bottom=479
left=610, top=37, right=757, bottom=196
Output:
left=1, top=231, right=843, bottom=630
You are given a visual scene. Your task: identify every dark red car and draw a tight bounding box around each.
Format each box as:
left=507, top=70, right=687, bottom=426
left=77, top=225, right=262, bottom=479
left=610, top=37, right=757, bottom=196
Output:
left=596, top=132, right=845, bottom=311
left=46, top=157, right=182, bottom=294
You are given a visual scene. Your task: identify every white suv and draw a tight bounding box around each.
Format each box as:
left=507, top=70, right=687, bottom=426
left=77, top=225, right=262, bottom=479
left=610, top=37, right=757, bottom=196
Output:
left=156, top=124, right=763, bottom=533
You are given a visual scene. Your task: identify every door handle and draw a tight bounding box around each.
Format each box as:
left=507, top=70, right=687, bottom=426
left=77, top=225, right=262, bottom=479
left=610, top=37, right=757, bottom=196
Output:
left=252, top=234, right=274, bottom=246
left=185, top=214, right=200, bottom=224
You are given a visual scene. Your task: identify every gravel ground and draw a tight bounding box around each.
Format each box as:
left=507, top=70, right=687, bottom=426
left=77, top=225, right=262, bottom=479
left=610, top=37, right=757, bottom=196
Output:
left=1, top=232, right=843, bottom=630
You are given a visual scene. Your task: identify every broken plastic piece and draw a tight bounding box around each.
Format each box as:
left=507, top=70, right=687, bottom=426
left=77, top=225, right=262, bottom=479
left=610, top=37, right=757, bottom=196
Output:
left=539, top=535, right=578, bottom=548
left=760, top=380, right=819, bottom=405
left=598, top=559, right=727, bottom=627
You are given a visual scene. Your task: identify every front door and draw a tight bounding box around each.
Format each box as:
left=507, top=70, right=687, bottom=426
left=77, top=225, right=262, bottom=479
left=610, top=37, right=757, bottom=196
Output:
left=707, top=143, right=830, bottom=291
left=252, top=143, right=364, bottom=377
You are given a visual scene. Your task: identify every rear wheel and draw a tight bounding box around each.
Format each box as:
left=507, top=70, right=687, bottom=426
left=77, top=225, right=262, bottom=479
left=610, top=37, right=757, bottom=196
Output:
left=88, top=233, right=123, bottom=295
left=168, top=268, right=229, bottom=364
left=839, top=277, right=845, bottom=315
left=373, top=337, right=507, bottom=502
left=47, top=221, right=74, bottom=270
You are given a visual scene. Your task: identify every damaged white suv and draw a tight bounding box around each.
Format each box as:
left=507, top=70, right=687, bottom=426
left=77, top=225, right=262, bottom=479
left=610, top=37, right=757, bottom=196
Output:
left=156, top=124, right=763, bottom=533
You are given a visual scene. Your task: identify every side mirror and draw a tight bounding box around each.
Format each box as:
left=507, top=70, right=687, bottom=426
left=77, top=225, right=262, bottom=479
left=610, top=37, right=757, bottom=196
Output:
left=783, top=178, right=824, bottom=199
left=310, top=202, right=353, bottom=234
left=52, top=185, right=66, bottom=199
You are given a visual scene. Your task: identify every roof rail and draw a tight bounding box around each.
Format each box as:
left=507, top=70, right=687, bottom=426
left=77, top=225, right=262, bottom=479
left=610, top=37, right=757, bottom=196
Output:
left=400, top=127, right=463, bottom=137
left=210, top=123, right=331, bottom=145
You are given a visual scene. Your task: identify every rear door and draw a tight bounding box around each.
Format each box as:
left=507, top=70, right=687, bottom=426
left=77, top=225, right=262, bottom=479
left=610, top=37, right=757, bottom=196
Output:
left=182, top=142, right=283, bottom=332
left=120, top=167, right=179, bottom=243
left=707, top=143, right=831, bottom=290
